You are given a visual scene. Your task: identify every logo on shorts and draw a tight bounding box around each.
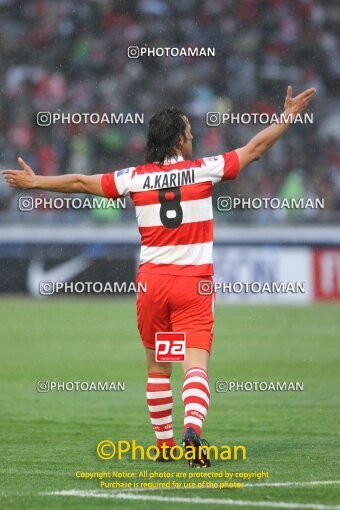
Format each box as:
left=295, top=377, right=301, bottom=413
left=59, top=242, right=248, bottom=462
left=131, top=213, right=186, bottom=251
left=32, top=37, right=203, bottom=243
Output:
left=155, top=332, right=186, bottom=362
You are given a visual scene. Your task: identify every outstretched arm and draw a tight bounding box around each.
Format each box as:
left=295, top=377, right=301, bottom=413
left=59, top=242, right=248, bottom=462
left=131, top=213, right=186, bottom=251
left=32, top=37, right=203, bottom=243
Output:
left=2, top=158, right=105, bottom=196
left=235, top=86, right=316, bottom=171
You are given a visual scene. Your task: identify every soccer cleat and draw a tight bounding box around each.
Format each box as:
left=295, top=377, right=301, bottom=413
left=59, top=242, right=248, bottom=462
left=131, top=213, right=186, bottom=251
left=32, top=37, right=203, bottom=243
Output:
left=153, top=446, right=174, bottom=462
left=182, top=427, right=211, bottom=468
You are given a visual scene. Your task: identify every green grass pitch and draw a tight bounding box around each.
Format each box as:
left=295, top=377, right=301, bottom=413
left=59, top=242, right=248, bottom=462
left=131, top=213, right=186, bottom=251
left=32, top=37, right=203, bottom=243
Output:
left=0, top=298, right=339, bottom=509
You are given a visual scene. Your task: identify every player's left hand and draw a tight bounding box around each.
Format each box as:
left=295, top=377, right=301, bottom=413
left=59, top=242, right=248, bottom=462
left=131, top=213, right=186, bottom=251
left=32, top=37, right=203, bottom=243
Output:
left=284, top=85, right=316, bottom=119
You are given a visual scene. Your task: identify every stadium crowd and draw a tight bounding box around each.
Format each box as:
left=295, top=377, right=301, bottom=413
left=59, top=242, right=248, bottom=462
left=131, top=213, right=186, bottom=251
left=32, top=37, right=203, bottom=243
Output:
left=0, top=0, right=339, bottom=224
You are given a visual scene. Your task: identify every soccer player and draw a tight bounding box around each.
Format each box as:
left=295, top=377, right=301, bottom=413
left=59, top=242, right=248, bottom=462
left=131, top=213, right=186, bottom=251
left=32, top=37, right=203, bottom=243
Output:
left=2, top=86, right=315, bottom=467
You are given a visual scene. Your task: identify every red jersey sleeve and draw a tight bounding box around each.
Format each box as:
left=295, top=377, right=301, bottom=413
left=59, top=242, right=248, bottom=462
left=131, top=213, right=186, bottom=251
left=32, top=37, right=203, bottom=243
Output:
left=101, top=166, right=134, bottom=198
left=101, top=173, right=120, bottom=199
left=221, top=150, right=240, bottom=181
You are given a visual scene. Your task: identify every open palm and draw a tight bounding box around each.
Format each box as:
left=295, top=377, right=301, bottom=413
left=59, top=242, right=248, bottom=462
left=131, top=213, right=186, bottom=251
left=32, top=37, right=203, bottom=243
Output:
left=2, top=158, right=36, bottom=189
left=284, top=86, right=316, bottom=118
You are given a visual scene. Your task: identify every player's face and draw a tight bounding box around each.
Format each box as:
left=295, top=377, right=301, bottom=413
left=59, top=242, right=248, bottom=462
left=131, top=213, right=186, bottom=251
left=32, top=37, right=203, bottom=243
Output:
left=179, top=116, right=193, bottom=160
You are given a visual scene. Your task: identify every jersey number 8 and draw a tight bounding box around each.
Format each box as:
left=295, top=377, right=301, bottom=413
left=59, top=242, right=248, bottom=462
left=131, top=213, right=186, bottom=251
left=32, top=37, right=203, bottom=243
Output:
left=159, top=187, right=183, bottom=229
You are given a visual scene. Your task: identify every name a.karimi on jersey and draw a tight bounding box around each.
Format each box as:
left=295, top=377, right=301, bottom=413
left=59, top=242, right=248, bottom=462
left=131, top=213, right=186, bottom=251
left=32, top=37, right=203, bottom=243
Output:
left=143, top=168, right=195, bottom=190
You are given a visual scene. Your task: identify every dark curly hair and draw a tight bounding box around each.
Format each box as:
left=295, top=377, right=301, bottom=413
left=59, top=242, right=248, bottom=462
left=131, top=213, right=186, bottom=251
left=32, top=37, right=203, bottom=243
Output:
left=145, top=107, right=187, bottom=164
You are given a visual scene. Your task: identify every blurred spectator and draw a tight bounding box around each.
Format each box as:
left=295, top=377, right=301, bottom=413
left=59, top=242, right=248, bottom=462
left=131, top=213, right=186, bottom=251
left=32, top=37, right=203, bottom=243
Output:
left=0, top=0, right=339, bottom=224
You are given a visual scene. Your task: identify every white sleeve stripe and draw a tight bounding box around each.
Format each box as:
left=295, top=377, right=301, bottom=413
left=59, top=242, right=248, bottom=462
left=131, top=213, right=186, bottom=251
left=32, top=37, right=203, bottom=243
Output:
left=202, top=155, right=224, bottom=184
left=114, top=167, right=134, bottom=196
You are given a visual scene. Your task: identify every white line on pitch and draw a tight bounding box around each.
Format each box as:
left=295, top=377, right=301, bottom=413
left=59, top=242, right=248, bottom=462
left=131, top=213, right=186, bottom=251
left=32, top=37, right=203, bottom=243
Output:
left=246, top=481, right=340, bottom=488
left=43, top=490, right=340, bottom=510
left=43, top=479, right=340, bottom=495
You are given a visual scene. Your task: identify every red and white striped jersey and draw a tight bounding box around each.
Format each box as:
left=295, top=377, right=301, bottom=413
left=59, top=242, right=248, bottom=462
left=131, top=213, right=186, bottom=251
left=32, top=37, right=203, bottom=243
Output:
left=101, top=151, right=239, bottom=276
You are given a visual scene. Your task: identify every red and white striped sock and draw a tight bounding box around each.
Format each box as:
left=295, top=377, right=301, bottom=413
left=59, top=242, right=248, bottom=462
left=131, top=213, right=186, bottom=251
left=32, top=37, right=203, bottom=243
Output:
left=182, top=367, right=210, bottom=437
left=146, top=373, right=176, bottom=448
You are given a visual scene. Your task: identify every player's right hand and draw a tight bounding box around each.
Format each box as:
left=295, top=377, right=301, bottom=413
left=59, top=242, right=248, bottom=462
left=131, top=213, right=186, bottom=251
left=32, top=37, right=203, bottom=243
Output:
left=2, top=157, right=36, bottom=189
